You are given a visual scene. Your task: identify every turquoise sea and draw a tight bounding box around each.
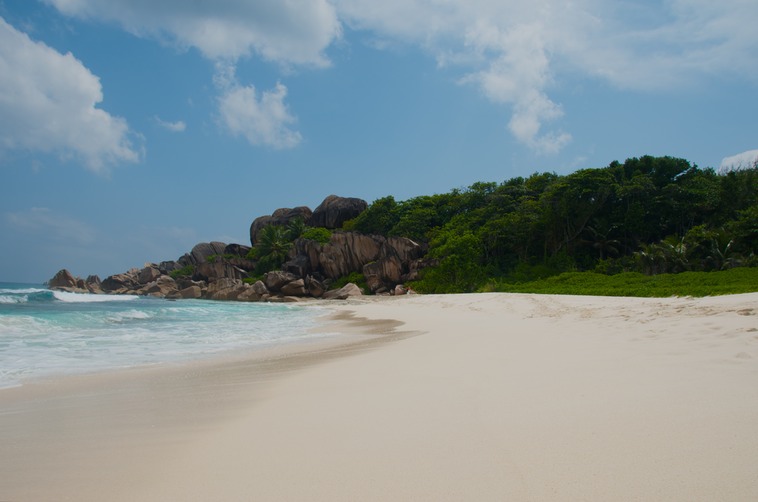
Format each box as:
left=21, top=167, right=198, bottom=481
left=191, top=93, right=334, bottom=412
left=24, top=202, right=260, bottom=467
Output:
left=0, top=282, right=329, bottom=388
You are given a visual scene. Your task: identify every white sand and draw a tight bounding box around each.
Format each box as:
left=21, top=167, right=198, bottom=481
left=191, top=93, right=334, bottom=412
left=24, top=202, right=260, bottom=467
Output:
left=2, top=293, right=757, bottom=501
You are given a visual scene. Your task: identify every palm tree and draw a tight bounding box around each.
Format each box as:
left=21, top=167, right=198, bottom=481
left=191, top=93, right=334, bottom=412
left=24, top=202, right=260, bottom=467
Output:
left=583, top=224, right=620, bottom=260
left=286, top=217, right=307, bottom=241
left=255, top=225, right=291, bottom=273
left=705, top=233, right=741, bottom=271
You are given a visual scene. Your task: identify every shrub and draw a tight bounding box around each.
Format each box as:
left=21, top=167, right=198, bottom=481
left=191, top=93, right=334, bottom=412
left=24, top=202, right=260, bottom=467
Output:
left=301, top=227, right=332, bottom=244
left=169, top=265, right=195, bottom=279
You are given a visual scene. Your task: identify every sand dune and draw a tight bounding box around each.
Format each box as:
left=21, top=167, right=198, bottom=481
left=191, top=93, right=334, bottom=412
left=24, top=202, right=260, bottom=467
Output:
left=1, top=293, right=757, bottom=501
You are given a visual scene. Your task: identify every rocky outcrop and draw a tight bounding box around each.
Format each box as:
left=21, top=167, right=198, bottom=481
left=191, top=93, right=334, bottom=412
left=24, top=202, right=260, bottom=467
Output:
left=322, top=283, right=363, bottom=300
left=308, top=195, right=368, bottom=230
left=142, top=275, right=178, bottom=297
left=206, top=278, right=249, bottom=301
left=250, top=206, right=313, bottom=246
left=305, top=276, right=326, bottom=298
left=85, top=275, right=103, bottom=294
left=280, top=279, right=307, bottom=296
left=176, top=285, right=202, bottom=299
left=47, top=194, right=429, bottom=302
left=101, top=269, right=142, bottom=293
left=264, top=271, right=299, bottom=293
left=194, top=261, right=248, bottom=282
left=48, top=269, right=79, bottom=290
left=138, top=266, right=161, bottom=284
left=189, top=242, right=228, bottom=265
left=289, top=231, right=424, bottom=292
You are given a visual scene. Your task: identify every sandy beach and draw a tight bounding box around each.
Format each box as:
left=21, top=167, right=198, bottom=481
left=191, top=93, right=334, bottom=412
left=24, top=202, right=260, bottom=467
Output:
left=1, top=292, right=757, bottom=501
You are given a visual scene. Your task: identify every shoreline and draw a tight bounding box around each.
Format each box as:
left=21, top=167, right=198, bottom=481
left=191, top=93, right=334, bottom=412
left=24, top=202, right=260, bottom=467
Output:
left=2, top=292, right=757, bottom=501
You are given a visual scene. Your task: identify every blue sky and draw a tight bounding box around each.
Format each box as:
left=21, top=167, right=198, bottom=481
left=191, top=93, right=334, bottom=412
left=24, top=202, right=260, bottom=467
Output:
left=1, top=0, right=757, bottom=283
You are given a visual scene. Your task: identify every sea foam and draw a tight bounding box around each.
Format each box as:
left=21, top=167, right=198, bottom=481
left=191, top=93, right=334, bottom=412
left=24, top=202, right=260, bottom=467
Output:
left=0, top=283, right=331, bottom=387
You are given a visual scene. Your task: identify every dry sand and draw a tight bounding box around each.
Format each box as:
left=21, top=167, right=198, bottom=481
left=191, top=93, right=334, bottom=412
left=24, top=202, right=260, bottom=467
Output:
left=1, top=292, right=757, bottom=501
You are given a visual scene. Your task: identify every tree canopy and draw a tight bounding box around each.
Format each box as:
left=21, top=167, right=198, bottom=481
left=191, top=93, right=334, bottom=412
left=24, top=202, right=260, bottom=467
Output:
left=348, top=156, right=758, bottom=293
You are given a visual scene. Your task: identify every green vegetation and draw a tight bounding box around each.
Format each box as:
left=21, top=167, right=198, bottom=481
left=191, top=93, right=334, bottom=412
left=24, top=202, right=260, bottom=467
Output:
left=301, top=227, right=332, bottom=244
left=169, top=264, right=194, bottom=279
left=250, top=224, right=292, bottom=274
left=349, top=156, right=758, bottom=295
left=484, top=268, right=758, bottom=297
left=206, top=253, right=238, bottom=264
left=248, top=218, right=333, bottom=275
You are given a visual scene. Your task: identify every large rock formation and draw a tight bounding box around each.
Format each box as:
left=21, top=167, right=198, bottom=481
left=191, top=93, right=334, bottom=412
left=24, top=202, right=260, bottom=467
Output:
left=47, top=194, right=430, bottom=302
left=249, top=206, right=313, bottom=246
left=189, top=242, right=228, bottom=265
left=308, top=195, right=368, bottom=229
left=289, top=231, right=424, bottom=293
left=48, top=269, right=79, bottom=290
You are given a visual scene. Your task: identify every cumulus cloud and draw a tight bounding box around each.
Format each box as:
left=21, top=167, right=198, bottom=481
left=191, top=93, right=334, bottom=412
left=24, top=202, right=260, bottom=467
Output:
left=0, top=17, right=141, bottom=172
left=43, top=0, right=341, bottom=66
left=334, top=0, right=758, bottom=152
left=42, top=0, right=758, bottom=155
left=154, top=116, right=186, bottom=132
left=5, top=207, right=96, bottom=245
left=719, top=149, right=758, bottom=174
left=216, top=65, right=301, bottom=149
left=44, top=0, right=334, bottom=149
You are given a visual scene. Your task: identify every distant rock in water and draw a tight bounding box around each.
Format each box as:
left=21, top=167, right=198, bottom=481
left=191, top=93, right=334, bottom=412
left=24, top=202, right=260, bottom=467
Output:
left=48, top=269, right=79, bottom=290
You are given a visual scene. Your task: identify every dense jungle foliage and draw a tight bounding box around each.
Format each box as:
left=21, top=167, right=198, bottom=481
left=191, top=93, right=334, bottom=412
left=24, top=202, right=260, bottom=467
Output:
left=345, top=156, right=758, bottom=294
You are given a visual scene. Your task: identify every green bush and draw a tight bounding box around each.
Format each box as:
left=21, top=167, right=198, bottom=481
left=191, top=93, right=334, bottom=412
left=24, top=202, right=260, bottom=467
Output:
left=412, top=230, right=485, bottom=293
left=487, top=267, right=758, bottom=297
left=301, top=227, right=332, bottom=244
left=169, top=265, right=195, bottom=279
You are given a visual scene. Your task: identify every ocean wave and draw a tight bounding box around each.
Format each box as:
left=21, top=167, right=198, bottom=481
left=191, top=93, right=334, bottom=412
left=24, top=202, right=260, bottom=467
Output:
left=0, top=286, right=140, bottom=304
left=0, top=287, right=48, bottom=294
left=52, top=291, right=139, bottom=303
left=0, top=289, right=54, bottom=304
left=106, top=309, right=153, bottom=323
left=0, top=294, right=26, bottom=304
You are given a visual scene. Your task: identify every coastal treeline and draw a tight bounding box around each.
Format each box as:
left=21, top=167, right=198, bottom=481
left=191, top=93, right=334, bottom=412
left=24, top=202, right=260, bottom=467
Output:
left=345, top=156, right=758, bottom=293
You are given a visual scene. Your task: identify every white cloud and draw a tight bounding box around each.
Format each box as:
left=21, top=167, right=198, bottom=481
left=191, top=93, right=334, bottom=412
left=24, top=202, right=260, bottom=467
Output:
left=334, top=0, right=758, bottom=152
left=719, top=149, right=758, bottom=174
left=43, top=0, right=341, bottom=66
left=154, top=116, right=186, bottom=132
left=5, top=207, right=96, bottom=245
left=44, top=0, right=336, bottom=149
left=0, top=17, right=141, bottom=172
left=216, top=66, right=301, bottom=149
left=41, top=0, right=758, bottom=155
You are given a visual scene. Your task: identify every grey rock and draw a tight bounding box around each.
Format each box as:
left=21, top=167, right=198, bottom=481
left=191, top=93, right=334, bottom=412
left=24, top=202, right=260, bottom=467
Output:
left=323, top=282, right=363, bottom=300
left=138, top=266, right=161, bottom=284
left=249, top=206, right=312, bottom=246
left=280, top=278, right=306, bottom=296
left=178, top=285, right=202, bottom=299
left=308, top=195, right=367, bottom=229
left=190, top=242, right=227, bottom=265
left=305, top=276, right=325, bottom=298
left=48, top=269, right=78, bottom=290
left=251, top=280, right=269, bottom=296
left=264, top=271, right=299, bottom=292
